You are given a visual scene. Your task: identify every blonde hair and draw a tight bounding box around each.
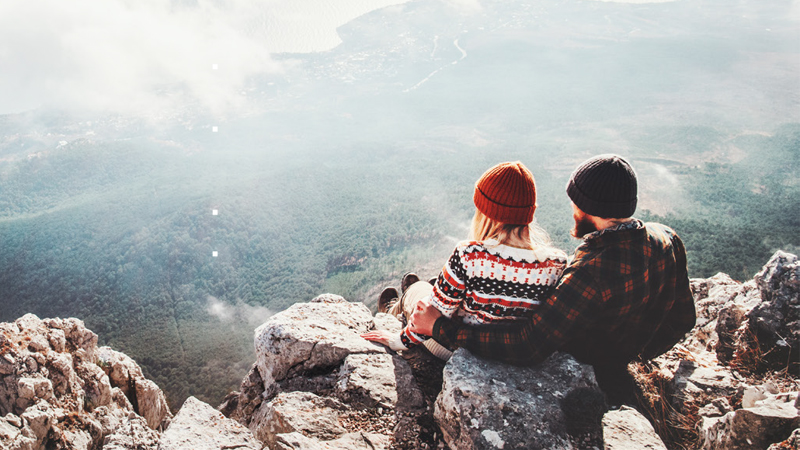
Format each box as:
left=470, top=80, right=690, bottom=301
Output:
left=469, top=210, right=552, bottom=249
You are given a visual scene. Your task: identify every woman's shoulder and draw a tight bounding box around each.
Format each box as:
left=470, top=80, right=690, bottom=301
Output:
left=455, top=239, right=568, bottom=264
left=454, top=239, right=493, bottom=251
left=531, top=245, right=568, bottom=264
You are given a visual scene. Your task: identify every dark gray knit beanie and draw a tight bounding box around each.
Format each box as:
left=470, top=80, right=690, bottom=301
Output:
left=566, top=154, right=638, bottom=219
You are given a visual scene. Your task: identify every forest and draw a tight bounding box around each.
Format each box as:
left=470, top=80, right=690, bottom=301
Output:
left=0, top=121, right=797, bottom=408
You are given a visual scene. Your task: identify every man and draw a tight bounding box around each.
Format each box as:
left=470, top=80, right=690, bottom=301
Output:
left=409, top=154, right=696, bottom=405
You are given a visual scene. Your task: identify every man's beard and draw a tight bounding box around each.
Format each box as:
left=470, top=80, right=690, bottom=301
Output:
left=571, top=212, right=597, bottom=238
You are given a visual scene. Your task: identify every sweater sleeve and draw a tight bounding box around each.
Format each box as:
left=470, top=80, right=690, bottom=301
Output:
left=429, top=245, right=469, bottom=319
left=399, top=245, right=469, bottom=348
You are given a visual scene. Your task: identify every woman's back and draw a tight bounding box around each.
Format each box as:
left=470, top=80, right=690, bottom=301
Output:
left=433, top=239, right=567, bottom=326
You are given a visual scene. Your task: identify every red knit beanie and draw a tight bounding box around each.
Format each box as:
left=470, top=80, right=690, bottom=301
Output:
left=473, top=161, right=537, bottom=225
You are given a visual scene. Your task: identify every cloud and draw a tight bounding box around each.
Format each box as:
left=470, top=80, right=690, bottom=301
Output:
left=206, top=295, right=273, bottom=326
left=0, top=0, right=406, bottom=117
left=440, top=0, right=483, bottom=14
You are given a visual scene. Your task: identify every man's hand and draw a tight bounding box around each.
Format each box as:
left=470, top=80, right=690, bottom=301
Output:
left=409, top=299, right=442, bottom=336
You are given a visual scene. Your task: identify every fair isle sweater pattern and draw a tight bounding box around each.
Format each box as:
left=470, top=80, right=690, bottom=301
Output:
left=400, top=239, right=567, bottom=349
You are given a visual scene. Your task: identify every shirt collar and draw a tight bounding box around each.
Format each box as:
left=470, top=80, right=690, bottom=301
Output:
left=583, top=218, right=643, bottom=242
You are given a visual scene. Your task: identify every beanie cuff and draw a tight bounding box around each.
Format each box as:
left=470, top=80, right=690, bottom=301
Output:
left=474, top=187, right=536, bottom=225
left=567, top=179, right=636, bottom=219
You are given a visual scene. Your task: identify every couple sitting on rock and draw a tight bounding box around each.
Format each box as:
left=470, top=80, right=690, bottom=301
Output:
left=362, top=155, right=697, bottom=405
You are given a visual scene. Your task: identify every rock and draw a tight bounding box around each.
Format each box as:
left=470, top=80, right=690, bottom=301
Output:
left=701, top=391, right=800, bottom=450
left=311, top=293, right=349, bottom=304
left=133, top=378, right=170, bottom=431
left=158, top=396, right=262, bottom=450
left=228, top=295, right=426, bottom=450
left=253, top=300, right=385, bottom=392
left=334, top=353, right=424, bottom=410
left=670, top=359, right=741, bottom=414
left=1, top=412, right=38, bottom=450
left=767, top=428, right=800, bottom=449
left=715, top=284, right=760, bottom=364
left=220, top=364, right=264, bottom=424
left=602, top=406, right=668, bottom=450
left=746, top=251, right=800, bottom=371
left=372, top=312, right=403, bottom=335
left=274, top=430, right=391, bottom=450
left=102, top=413, right=160, bottom=450
left=250, top=391, right=348, bottom=448
left=96, top=347, right=171, bottom=430
left=0, top=315, right=171, bottom=449
left=435, top=349, right=601, bottom=450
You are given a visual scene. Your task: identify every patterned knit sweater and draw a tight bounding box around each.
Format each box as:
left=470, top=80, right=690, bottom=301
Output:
left=399, top=239, right=568, bottom=349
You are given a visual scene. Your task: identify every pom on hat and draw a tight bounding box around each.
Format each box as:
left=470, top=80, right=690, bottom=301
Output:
left=473, top=161, right=537, bottom=225
left=566, top=154, right=638, bottom=219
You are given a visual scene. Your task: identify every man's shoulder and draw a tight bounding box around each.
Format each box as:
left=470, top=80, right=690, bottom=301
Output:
left=643, top=221, right=677, bottom=236
left=642, top=222, right=682, bottom=248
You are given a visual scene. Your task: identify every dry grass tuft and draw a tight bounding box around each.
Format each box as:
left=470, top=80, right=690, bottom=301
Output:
left=630, top=361, right=702, bottom=450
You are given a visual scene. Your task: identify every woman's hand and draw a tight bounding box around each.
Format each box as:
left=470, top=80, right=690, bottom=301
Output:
left=361, top=330, right=406, bottom=351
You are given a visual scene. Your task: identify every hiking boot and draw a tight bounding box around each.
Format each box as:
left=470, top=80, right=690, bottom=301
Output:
left=400, top=272, right=420, bottom=294
left=378, top=287, right=399, bottom=314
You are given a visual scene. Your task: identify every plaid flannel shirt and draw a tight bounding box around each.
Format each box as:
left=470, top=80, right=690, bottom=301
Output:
left=431, top=220, right=696, bottom=367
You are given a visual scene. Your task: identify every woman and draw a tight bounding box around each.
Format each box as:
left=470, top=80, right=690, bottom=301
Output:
left=362, top=161, right=567, bottom=359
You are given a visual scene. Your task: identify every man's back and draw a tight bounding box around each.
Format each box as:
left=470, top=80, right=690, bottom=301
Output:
left=557, top=220, right=695, bottom=367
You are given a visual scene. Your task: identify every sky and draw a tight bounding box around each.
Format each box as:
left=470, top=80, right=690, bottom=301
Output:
left=1, top=0, right=795, bottom=119
left=0, top=0, right=408, bottom=116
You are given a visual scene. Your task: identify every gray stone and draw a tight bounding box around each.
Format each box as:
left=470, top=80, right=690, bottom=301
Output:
left=602, top=406, right=667, bottom=450
left=0, top=413, right=37, bottom=450
left=158, top=396, right=262, bottom=450
left=767, top=428, right=800, bottom=450
left=229, top=297, right=427, bottom=450
left=334, top=353, right=423, bottom=410
left=372, top=312, right=403, bottom=335
left=747, top=251, right=800, bottom=370
left=714, top=283, right=761, bottom=364
left=250, top=391, right=347, bottom=447
left=96, top=347, right=171, bottom=430
left=311, top=293, right=349, bottom=304
left=0, top=315, right=171, bottom=449
left=253, top=301, right=387, bottom=392
left=701, top=391, right=800, bottom=450
left=274, top=431, right=391, bottom=450
left=668, top=359, right=742, bottom=415
left=435, top=349, right=600, bottom=450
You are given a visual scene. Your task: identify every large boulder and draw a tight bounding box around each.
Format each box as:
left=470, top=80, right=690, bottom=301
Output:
left=224, top=294, right=426, bottom=449
left=602, top=406, right=668, bottom=450
left=0, top=315, right=171, bottom=450
left=435, top=349, right=603, bottom=450
left=701, top=389, right=799, bottom=450
left=158, top=396, right=262, bottom=450
left=746, top=251, right=800, bottom=372
left=95, top=347, right=170, bottom=431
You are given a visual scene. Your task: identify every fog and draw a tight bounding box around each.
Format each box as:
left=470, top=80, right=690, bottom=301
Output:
left=0, top=0, right=406, bottom=116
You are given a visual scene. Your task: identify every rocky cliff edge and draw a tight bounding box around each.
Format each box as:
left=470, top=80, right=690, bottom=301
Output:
left=2, top=250, right=798, bottom=450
